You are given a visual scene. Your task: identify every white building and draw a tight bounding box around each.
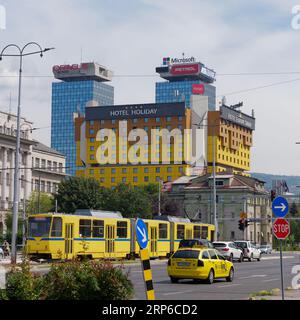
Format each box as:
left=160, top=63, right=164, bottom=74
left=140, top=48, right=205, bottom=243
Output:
left=0, top=111, right=66, bottom=236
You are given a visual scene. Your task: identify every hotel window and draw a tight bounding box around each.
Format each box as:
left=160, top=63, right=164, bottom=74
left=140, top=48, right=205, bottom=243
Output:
left=167, top=167, right=172, bottom=173
left=166, top=116, right=172, bottom=122
left=112, top=119, right=116, bottom=124
left=90, top=155, right=95, bottom=160
left=144, top=176, right=149, bottom=182
left=100, top=178, right=105, bottom=183
left=144, top=118, right=149, bottom=123
left=111, top=168, right=116, bottom=174
left=156, top=167, right=160, bottom=173
left=133, top=168, right=138, bottom=174
left=133, top=176, right=138, bottom=182
left=122, top=177, right=127, bottom=183
left=155, top=117, right=160, bottom=123
left=122, top=168, right=127, bottom=174
left=156, top=176, right=160, bottom=182
left=144, top=167, right=149, bottom=173
left=90, top=138, right=95, bottom=142
left=90, top=120, right=94, bottom=125
left=89, top=169, right=94, bottom=175
left=90, top=146, right=94, bottom=151
left=100, top=169, right=105, bottom=174
left=133, top=118, right=138, bottom=123
left=179, top=167, right=183, bottom=172
left=111, top=177, right=116, bottom=183
left=89, top=129, right=95, bottom=135
left=167, top=176, right=172, bottom=182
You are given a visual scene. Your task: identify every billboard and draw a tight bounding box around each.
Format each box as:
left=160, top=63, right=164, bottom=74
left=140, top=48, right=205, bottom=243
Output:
left=170, top=63, right=199, bottom=75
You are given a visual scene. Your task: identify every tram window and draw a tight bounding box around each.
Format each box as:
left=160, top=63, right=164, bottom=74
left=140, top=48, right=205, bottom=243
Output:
left=79, top=219, right=91, bottom=237
left=193, top=226, right=201, bottom=238
left=93, top=220, right=104, bottom=237
left=117, top=221, right=127, bottom=238
left=201, top=226, right=208, bottom=239
left=177, top=224, right=185, bottom=239
left=159, top=223, right=168, bottom=239
left=51, top=217, right=62, bottom=237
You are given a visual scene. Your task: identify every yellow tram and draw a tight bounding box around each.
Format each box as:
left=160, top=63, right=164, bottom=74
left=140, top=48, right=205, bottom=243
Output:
left=26, top=210, right=215, bottom=260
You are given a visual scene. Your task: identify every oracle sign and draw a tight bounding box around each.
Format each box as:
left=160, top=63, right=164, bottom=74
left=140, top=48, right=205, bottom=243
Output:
left=192, top=84, right=205, bottom=95
left=170, top=63, right=199, bottom=75
left=52, top=63, right=89, bottom=73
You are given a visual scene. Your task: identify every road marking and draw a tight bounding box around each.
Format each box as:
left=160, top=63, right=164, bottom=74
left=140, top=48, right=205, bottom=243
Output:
left=162, top=290, right=196, bottom=296
left=238, top=274, right=266, bottom=280
left=217, top=283, right=240, bottom=288
left=262, top=278, right=280, bottom=282
left=262, top=256, right=294, bottom=260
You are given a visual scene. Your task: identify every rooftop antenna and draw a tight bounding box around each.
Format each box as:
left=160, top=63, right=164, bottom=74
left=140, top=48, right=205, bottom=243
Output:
left=182, top=52, right=185, bottom=59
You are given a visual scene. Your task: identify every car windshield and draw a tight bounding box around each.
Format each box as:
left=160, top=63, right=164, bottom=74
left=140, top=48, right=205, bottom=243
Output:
left=235, top=242, right=247, bottom=249
left=172, top=250, right=200, bottom=259
left=28, top=217, right=51, bottom=237
left=213, top=243, right=226, bottom=248
left=260, top=245, right=267, bottom=248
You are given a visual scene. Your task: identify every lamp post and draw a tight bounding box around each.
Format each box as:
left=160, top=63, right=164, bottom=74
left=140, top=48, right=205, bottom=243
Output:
left=0, top=42, right=54, bottom=264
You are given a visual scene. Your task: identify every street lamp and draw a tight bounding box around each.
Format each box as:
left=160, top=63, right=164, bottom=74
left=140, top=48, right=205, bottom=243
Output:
left=0, top=42, right=54, bottom=264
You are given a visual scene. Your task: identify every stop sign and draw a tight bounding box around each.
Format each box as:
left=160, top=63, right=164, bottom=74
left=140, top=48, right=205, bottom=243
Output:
left=273, top=218, right=290, bottom=239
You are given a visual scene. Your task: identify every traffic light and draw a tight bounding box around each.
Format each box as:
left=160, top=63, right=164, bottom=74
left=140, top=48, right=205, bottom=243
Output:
left=244, top=219, right=249, bottom=228
left=238, top=219, right=245, bottom=231
left=271, top=190, right=276, bottom=202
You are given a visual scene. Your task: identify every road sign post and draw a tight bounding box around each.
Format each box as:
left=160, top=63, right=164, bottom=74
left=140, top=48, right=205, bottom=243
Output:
left=272, top=197, right=290, bottom=301
left=135, top=218, right=155, bottom=300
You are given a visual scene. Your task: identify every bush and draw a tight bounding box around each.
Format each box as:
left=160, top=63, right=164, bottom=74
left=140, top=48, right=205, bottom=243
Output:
left=1, top=260, right=134, bottom=300
left=43, top=260, right=134, bottom=300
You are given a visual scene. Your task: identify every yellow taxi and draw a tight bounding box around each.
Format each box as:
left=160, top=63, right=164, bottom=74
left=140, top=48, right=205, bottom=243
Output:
left=167, top=247, right=234, bottom=284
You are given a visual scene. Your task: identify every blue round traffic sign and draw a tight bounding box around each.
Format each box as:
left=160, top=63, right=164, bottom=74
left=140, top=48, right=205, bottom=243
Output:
left=135, top=219, right=148, bottom=249
left=272, top=196, right=289, bottom=218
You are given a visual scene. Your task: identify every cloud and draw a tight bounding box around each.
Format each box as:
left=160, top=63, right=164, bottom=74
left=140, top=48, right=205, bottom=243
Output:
left=0, top=0, right=300, bottom=175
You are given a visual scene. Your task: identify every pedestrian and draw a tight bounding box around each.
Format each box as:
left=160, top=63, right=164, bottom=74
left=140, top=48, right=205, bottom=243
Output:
left=3, top=240, right=10, bottom=257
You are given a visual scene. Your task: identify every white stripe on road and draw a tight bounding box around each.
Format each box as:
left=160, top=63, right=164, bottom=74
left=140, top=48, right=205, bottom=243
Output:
left=163, top=290, right=196, bottom=296
left=262, top=256, right=294, bottom=260
left=238, top=275, right=266, bottom=280
left=216, top=284, right=240, bottom=288
left=262, top=278, right=280, bottom=283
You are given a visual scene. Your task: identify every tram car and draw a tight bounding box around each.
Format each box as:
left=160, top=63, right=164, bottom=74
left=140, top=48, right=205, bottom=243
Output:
left=26, top=210, right=215, bottom=260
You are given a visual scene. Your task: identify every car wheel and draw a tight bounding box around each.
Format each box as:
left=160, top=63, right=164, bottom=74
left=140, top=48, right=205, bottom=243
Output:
left=248, top=253, right=253, bottom=262
left=239, top=254, right=243, bottom=263
left=229, top=253, right=233, bottom=262
left=257, top=254, right=261, bottom=261
left=226, top=268, right=234, bottom=282
left=170, top=277, right=179, bottom=283
left=206, top=269, right=214, bottom=284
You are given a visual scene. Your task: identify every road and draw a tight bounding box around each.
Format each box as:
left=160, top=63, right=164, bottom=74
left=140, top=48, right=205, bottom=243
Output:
left=124, top=252, right=300, bottom=300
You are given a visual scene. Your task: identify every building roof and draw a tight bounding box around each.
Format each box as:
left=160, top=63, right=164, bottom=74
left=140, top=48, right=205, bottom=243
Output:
left=33, top=140, right=65, bottom=157
left=172, top=175, right=198, bottom=184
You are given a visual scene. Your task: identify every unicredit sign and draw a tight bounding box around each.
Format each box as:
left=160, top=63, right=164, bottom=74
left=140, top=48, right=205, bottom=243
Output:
left=52, top=63, right=89, bottom=73
left=170, top=63, right=199, bottom=75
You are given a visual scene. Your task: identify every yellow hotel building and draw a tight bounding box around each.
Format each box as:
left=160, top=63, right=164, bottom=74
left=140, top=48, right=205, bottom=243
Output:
left=74, top=99, right=255, bottom=188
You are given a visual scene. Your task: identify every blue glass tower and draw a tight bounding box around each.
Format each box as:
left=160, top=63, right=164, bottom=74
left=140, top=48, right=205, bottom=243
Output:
left=156, top=80, right=216, bottom=110
left=51, top=63, right=114, bottom=175
left=155, top=57, right=216, bottom=110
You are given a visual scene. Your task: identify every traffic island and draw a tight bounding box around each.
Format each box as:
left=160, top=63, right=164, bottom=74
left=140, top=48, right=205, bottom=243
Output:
left=249, top=288, right=300, bottom=300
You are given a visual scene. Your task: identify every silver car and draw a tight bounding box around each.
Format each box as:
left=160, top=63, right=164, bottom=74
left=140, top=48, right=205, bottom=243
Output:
left=260, top=244, right=272, bottom=254
left=213, top=241, right=244, bottom=262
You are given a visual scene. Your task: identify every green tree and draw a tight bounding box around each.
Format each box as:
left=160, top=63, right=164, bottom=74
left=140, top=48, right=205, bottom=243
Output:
left=290, top=202, right=298, bottom=217
left=4, top=213, right=23, bottom=244
left=102, top=184, right=152, bottom=218
left=27, top=191, right=54, bottom=214
left=54, top=177, right=105, bottom=213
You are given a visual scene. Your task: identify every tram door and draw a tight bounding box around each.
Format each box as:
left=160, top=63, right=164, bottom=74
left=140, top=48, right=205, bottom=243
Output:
left=150, top=227, right=158, bottom=256
left=105, top=225, right=115, bottom=256
left=64, top=224, right=73, bottom=259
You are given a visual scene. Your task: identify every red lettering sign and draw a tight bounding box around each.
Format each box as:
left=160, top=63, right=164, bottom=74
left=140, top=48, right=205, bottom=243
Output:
left=192, top=84, right=205, bottom=95
left=273, top=218, right=290, bottom=239
left=52, top=63, right=88, bottom=72
left=170, top=63, right=199, bottom=75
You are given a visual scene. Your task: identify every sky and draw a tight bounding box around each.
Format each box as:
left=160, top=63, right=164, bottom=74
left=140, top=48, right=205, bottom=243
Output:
left=0, top=0, right=300, bottom=175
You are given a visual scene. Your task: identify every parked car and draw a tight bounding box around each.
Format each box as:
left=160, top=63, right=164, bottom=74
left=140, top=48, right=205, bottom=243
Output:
left=213, top=241, right=243, bottom=262
left=234, top=240, right=261, bottom=261
left=167, top=247, right=234, bottom=284
left=260, top=244, right=272, bottom=254
left=0, top=247, right=4, bottom=260
left=179, top=239, right=214, bottom=249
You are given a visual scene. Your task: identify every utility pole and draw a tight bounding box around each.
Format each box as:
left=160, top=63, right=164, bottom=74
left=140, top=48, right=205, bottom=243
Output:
left=37, top=174, right=41, bottom=213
